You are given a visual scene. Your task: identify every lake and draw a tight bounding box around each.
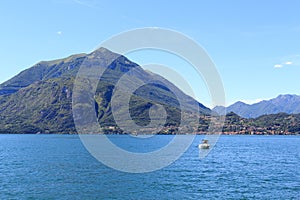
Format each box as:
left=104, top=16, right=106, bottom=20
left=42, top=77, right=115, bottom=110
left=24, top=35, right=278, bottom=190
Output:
left=0, top=134, right=299, bottom=199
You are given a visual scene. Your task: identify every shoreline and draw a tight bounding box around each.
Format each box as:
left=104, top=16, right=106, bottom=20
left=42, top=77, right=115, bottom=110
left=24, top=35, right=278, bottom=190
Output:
left=0, top=133, right=299, bottom=136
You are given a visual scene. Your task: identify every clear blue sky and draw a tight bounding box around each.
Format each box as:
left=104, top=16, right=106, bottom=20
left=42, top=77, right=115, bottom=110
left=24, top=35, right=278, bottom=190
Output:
left=1, top=0, right=299, bottom=107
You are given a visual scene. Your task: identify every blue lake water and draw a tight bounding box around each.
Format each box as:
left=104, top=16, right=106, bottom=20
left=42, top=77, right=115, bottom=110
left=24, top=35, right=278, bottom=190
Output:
left=0, top=134, right=299, bottom=199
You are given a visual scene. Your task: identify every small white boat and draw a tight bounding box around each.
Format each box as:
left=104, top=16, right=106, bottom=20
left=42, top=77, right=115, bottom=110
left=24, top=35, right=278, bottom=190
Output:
left=198, top=139, right=210, bottom=149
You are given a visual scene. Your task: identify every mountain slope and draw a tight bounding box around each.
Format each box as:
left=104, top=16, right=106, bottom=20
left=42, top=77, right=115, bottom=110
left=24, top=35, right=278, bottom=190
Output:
left=0, top=48, right=210, bottom=134
left=221, top=112, right=300, bottom=135
left=0, top=53, right=86, bottom=95
left=213, top=94, right=300, bottom=118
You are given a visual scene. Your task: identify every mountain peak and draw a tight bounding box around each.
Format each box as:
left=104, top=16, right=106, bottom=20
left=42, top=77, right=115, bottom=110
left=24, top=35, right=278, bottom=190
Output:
left=235, top=101, right=248, bottom=105
left=93, top=47, right=112, bottom=53
left=277, top=94, right=298, bottom=99
left=90, top=47, right=121, bottom=57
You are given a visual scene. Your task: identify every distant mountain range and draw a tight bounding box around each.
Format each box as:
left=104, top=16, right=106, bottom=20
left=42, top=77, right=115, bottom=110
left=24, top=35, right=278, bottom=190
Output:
left=213, top=94, right=300, bottom=118
left=0, top=48, right=209, bottom=134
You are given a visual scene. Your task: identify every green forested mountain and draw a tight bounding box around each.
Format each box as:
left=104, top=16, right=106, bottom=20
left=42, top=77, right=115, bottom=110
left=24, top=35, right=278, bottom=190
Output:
left=221, top=112, right=300, bottom=135
left=0, top=48, right=210, bottom=134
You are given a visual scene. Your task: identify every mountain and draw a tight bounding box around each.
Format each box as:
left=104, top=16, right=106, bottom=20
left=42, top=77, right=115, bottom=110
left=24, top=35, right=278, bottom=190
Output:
left=221, top=112, right=300, bottom=135
left=213, top=94, right=300, bottom=118
left=0, top=48, right=210, bottom=134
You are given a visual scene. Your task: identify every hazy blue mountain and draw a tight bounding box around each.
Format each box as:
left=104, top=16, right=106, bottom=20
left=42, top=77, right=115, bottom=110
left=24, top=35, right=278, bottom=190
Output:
left=213, top=94, right=300, bottom=118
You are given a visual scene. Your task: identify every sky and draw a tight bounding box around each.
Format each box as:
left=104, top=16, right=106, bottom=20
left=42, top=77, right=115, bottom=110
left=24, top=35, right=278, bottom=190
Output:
left=0, top=0, right=299, bottom=108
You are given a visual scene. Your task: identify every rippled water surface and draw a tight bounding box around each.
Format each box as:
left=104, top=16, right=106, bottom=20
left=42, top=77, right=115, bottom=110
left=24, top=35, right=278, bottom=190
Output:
left=0, top=134, right=299, bottom=199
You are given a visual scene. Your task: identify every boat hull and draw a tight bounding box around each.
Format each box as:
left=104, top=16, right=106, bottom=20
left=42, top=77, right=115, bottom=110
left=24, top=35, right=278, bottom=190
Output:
left=198, top=144, right=210, bottom=149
